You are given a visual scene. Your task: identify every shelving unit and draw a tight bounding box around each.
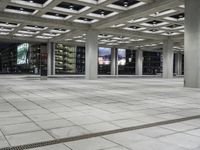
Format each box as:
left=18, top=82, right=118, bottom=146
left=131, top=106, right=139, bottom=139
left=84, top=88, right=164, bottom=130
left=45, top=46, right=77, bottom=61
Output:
left=29, top=44, right=41, bottom=74
left=55, top=44, right=76, bottom=74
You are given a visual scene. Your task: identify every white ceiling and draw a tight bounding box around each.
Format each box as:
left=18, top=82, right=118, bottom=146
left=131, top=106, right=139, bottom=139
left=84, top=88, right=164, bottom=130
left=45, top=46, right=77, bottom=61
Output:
left=0, top=0, right=184, bottom=51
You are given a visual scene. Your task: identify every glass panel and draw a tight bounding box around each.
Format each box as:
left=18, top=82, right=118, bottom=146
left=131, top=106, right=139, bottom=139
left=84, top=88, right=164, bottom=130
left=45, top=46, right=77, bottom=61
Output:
left=98, top=47, right=111, bottom=75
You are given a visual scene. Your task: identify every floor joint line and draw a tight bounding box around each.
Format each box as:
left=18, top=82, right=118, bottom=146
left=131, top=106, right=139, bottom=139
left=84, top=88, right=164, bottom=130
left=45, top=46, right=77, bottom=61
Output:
left=1, top=114, right=200, bottom=150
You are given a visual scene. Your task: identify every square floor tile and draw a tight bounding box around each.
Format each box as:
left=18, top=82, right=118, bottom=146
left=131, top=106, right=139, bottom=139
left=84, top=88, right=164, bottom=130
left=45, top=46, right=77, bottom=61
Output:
left=103, top=131, right=151, bottom=146
left=1, top=122, right=41, bottom=135
left=48, top=126, right=90, bottom=139
left=0, top=136, right=10, bottom=148
left=83, top=122, right=119, bottom=133
left=65, top=137, right=116, bottom=150
left=161, top=122, right=197, bottom=132
left=159, top=133, right=200, bottom=149
left=127, top=139, right=188, bottom=150
left=6, top=131, right=54, bottom=146
left=29, top=144, right=71, bottom=150
left=186, top=128, right=200, bottom=137
left=36, top=119, right=74, bottom=130
left=136, top=126, right=175, bottom=138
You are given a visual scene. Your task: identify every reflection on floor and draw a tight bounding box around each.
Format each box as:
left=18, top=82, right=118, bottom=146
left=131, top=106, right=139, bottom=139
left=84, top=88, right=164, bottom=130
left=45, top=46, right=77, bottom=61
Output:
left=0, top=76, right=200, bottom=150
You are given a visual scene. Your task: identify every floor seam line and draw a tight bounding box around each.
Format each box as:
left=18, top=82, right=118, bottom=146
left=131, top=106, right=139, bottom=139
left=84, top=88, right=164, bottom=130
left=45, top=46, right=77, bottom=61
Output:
left=1, top=114, right=200, bottom=150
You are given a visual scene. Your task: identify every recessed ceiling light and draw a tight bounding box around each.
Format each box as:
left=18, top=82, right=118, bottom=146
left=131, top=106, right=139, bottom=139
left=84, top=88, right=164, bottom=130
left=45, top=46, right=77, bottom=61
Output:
left=124, top=2, right=128, bottom=7
left=69, top=5, right=74, bottom=10
left=155, top=12, right=159, bottom=16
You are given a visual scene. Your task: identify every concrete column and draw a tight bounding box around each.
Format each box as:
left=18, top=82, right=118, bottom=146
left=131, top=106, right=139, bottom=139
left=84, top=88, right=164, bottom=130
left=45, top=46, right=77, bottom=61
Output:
left=135, top=50, right=143, bottom=76
left=185, top=0, right=200, bottom=88
left=175, top=53, right=182, bottom=76
left=163, top=39, right=174, bottom=78
left=51, top=43, right=55, bottom=75
left=40, top=44, right=48, bottom=77
left=85, top=30, right=98, bottom=80
left=47, top=42, right=55, bottom=76
left=111, top=48, right=118, bottom=75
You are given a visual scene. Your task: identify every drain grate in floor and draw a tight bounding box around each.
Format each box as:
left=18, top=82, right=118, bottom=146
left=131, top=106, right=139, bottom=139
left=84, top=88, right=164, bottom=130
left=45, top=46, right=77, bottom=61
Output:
left=1, top=114, right=200, bottom=150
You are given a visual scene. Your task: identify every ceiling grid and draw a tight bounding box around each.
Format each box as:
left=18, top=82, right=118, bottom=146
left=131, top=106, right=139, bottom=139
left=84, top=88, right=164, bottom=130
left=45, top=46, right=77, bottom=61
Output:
left=0, top=0, right=184, bottom=51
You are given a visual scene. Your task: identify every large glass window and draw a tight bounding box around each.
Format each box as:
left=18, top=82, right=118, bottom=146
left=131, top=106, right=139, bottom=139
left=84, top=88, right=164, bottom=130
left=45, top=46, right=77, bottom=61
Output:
left=0, top=43, right=44, bottom=74
left=98, top=47, right=111, bottom=75
left=118, top=49, right=136, bottom=75
left=17, top=43, right=29, bottom=65
left=55, top=44, right=85, bottom=74
left=76, top=46, right=85, bottom=74
left=143, top=51, right=162, bottom=75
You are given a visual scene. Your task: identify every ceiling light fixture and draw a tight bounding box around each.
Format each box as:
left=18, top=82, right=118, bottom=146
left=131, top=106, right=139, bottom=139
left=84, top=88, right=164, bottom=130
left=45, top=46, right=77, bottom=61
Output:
left=101, top=11, right=104, bottom=16
left=69, top=5, right=74, bottom=10
left=124, top=1, right=128, bottom=7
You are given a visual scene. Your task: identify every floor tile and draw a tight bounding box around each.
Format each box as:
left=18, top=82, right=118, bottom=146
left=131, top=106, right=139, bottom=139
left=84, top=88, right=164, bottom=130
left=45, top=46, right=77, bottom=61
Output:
left=83, top=122, right=120, bottom=133
left=161, top=122, right=197, bottom=132
left=36, top=119, right=74, bottom=130
left=48, top=126, right=90, bottom=139
left=159, top=133, right=200, bottom=149
left=136, top=126, right=175, bottom=138
left=6, top=131, right=54, bottom=146
left=103, top=131, right=151, bottom=146
left=65, top=137, right=116, bottom=150
left=127, top=139, right=188, bottom=150
left=29, top=144, right=71, bottom=150
left=1, top=122, right=41, bottom=135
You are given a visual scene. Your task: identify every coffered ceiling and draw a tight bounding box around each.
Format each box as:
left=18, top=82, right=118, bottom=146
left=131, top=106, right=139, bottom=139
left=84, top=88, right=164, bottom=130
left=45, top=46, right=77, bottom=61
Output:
left=0, top=0, right=184, bottom=51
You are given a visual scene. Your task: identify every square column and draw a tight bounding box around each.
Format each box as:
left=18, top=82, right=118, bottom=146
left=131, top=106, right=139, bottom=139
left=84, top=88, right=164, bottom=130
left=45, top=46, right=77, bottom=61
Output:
left=85, top=30, right=98, bottom=80
left=185, top=0, right=200, bottom=88
left=111, top=48, right=118, bottom=75
left=135, top=50, right=143, bottom=76
left=40, top=45, right=48, bottom=77
left=47, top=42, right=55, bottom=76
left=163, top=39, right=174, bottom=78
left=175, top=53, right=182, bottom=76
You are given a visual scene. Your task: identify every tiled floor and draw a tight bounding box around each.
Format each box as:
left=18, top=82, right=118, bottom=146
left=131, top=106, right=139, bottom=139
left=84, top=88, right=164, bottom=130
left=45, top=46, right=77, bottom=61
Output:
left=0, top=76, right=200, bottom=149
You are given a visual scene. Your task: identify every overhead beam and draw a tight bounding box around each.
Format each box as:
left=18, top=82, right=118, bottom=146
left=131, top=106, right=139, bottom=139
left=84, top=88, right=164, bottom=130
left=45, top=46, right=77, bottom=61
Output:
left=0, top=11, right=90, bottom=30
left=0, top=35, right=47, bottom=43
left=35, top=0, right=63, bottom=16
left=53, top=28, right=166, bottom=43
left=52, top=30, right=86, bottom=42
left=100, top=28, right=166, bottom=40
